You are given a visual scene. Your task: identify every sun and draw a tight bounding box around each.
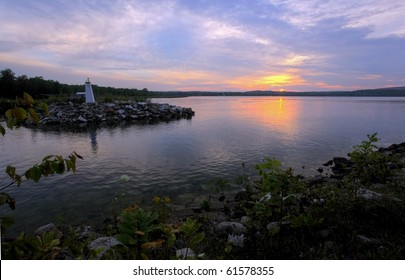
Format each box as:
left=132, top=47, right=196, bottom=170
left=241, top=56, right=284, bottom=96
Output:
left=279, top=89, right=286, bottom=92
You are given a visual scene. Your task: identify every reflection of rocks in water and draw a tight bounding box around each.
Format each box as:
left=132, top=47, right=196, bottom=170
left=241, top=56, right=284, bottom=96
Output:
left=89, top=128, right=97, bottom=152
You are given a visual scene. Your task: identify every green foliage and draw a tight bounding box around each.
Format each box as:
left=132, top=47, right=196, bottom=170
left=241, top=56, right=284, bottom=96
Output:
left=2, top=231, right=63, bottom=260
left=0, top=122, right=5, bottom=136
left=347, top=133, right=397, bottom=185
left=198, top=134, right=405, bottom=259
left=0, top=93, right=82, bottom=210
left=116, top=206, right=160, bottom=245
left=253, top=158, right=303, bottom=221
left=0, top=152, right=82, bottom=210
left=200, top=198, right=212, bottom=211
left=3, top=92, right=48, bottom=129
left=152, top=196, right=171, bottom=224
left=115, top=206, right=163, bottom=259
left=180, top=217, right=205, bottom=257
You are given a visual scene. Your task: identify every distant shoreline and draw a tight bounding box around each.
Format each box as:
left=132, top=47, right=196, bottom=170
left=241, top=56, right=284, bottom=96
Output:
left=151, top=86, right=405, bottom=98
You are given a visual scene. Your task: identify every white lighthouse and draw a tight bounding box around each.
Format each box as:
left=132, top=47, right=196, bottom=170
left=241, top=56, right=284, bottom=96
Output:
left=76, top=78, right=95, bottom=103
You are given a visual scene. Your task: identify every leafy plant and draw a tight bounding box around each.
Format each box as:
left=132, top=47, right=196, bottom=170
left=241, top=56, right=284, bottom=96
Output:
left=200, top=198, right=212, bottom=211
left=2, top=230, right=63, bottom=260
left=115, top=206, right=162, bottom=259
left=1, top=92, right=48, bottom=131
left=180, top=217, right=205, bottom=258
left=0, top=93, right=83, bottom=210
left=152, top=196, right=171, bottom=224
left=347, top=132, right=398, bottom=186
left=0, top=152, right=82, bottom=210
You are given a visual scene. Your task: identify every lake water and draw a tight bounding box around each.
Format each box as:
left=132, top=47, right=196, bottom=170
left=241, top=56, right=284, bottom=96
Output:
left=1, top=96, right=405, bottom=235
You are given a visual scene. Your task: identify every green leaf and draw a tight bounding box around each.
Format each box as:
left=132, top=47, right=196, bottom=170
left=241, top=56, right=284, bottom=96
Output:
left=15, top=175, right=22, bottom=187
left=0, top=216, right=15, bottom=232
left=0, top=123, right=5, bottom=136
left=49, top=239, right=60, bottom=248
left=12, top=107, right=27, bottom=120
left=50, top=161, right=65, bottom=174
left=39, top=103, right=49, bottom=116
left=5, top=108, right=13, bottom=120
left=6, top=165, right=16, bottom=179
left=6, top=114, right=15, bottom=129
left=27, top=166, right=42, bottom=182
left=225, top=243, right=233, bottom=254
left=23, top=92, right=34, bottom=107
left=5, top=107, right=27, bottom=128
left=0, top=193, right=16, bottom=210
left=190, top=232, right=205, bottom=247
left=27, top=108, right=40, bottom=124
left=65, top=159, right=72, bottom=172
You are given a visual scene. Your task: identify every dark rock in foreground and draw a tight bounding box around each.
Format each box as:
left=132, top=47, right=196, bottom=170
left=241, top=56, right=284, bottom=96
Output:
left=24, top=101, right=194, bottom=129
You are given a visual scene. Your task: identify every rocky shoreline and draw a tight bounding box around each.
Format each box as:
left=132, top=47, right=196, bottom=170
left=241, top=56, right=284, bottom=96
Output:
left=24, top=101, right=195, bottom=129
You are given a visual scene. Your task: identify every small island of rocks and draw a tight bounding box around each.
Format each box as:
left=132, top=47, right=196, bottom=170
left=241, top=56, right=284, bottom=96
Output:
left=24, top=101, right=195, bottom=129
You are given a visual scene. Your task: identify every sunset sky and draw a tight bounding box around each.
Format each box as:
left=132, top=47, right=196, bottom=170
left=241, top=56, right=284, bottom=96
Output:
left=1, top=0, right=404, bottom=92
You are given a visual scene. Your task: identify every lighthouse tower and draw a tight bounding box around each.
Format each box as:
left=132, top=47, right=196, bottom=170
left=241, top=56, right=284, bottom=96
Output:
left=76, top=78, right=95, bottom=103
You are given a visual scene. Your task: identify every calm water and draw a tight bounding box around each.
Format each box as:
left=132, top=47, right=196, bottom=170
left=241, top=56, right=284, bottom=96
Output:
left=1, top=96, right=405, bottom=234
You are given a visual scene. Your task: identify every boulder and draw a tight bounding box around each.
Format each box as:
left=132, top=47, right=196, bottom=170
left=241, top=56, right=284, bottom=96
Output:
left=34, top=223, right=56, bottom=236
left=356, top=188, right=382, bottom=200
left=176, top=248, right=195, bottom=259
left=215, top=221, right=246, bottom=237
left=34, top=223, right=63, bottom=239
left=77, top=115, right=87, bottom=123
left=227, top=234, right=245, bottom=247
left=88, top=237, right=122, bottom=259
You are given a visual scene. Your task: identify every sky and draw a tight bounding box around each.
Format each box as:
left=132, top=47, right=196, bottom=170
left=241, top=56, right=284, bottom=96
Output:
left=0, top=0, right=404, bottom=92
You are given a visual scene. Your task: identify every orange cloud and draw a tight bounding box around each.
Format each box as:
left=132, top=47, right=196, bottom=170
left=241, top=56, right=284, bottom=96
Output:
left=227, top=71, right=306, bottom=91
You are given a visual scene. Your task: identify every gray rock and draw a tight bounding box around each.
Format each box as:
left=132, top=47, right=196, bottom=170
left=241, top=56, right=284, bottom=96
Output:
left=302, top=175, right=324, bottom=187
left=266, top=221, right=291, bottom=231
left=75, top=225, right=94, bottom=239
left=176, top=248, right=195, bottom=259
left=124, top=105, right=135, bottom=110
left=357, top=235, right=374, bottom=243
left=215, top=221, right=246, bottom=237
left=240, top=216, right=251, bottom=226
left=356, top=188, right=382, bottom=200
left=34, top=223, right=57, bottom=236
left=227, top=234, right=245, bottom=247
left=77, top=115, right=87, bottom=122
left=88, top=237, right=122, bottom=259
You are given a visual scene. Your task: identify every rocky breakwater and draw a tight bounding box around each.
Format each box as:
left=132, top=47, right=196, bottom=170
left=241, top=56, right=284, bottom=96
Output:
left=25, top=101, right=194, bottom=128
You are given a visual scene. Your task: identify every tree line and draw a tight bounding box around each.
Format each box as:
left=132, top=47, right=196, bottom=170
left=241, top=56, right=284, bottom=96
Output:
left=0, top=68, right=149, bottom=100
